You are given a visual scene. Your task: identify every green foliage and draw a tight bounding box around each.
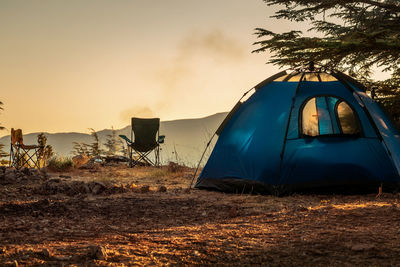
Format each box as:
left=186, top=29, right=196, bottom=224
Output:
left=119, top=139, right=128, bottom=157
left=0, top=143, right=8, bottom=159
left=37, top=133, right=47, bottom=147
left=89, top=128, right=104, bottom=157
left=47, top=157, right=74, bottom=172
left=104, top=126, right=120, bottom=156
left=37, top=133, right=54, bottom=166
left=254, top=0, right=400, bottom=125
left=72, top=141, right=90, bottom=156
left=71, top=128, right=104, bottom=157
left=254, top=0, right=400, bottom=76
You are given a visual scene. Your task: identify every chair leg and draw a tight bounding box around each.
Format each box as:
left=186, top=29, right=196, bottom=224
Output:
left=133, top=151, right=155, bottom=167
left=13, top=146, right=22, bottom=169
left=9, top=145, right=13, bottom=168
left=155, top=146, right=160, bottom=167
left=129, top=146, right=133, bottom=168
left=10, top=146, right=41, bottom=169
left=13, top=147, right=22, bottom=170
left=22, top=148, right=37, bottom=168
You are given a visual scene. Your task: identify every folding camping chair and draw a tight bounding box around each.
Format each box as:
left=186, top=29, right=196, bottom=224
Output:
left=9, top=128, right=43, bottom=169
left=119, top=118, right=165, bottom=168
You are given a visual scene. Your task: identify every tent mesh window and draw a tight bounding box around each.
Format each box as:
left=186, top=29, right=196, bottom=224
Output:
left=301, top=96, right=360, bottom=137
left=302, top=97, right=319, bottom=136
left=336, top=101, right=360, bottom=135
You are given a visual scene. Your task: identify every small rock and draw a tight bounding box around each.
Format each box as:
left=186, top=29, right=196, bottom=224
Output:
left=21, top=167, right=31, bottom=176
left=72, top=155, right=90, bottom=168
left=91, top=183, right=105, bottom=195
left=83, top=184, right=91, bottom=194
left=30, top=169, right=40, bottom=175
left=351, top=244, right=375, bottom=251
left=296, top=206, right=308, bottom=212
left=140, top=185, right=150, bottom=193
left=228, top=207, right=238, bottom=217
left=126, top=183, right=137, bottom=190
left=70, top=255, right=83, bottom=261
left=39, top=199, right=50, bottom=205
left=158, top=186, right=167, bottom=192
left=192, top=250, right=200, bottom=257
left=54, top=256, right=72, bottom=261
left=88, top=245, right=107, bottom=260
left=41, top=248, right=50, bottom=258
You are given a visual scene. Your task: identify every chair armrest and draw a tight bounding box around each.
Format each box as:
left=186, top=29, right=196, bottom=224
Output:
left=119, top=135, right=132, bottom=144
left=158, top=135, right=165, bottom=144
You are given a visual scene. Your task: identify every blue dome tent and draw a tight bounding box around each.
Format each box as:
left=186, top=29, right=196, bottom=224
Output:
left=195, top=66, right=400, bottom=195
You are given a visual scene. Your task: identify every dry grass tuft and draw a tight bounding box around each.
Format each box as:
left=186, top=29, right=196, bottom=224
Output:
left=167, top=162, right=186, bottom=173
left=47, top=157, right=74, bottom=172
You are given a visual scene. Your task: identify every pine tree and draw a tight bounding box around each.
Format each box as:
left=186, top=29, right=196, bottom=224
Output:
left=254, top=0, right=400, bottom=126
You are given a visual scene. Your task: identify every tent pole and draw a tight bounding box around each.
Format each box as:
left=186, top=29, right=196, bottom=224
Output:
left=189, top=132, right=217, bottom=189
left=276, top=73, right=305, bottom=194
left=189, top=85, right=257, bottom=189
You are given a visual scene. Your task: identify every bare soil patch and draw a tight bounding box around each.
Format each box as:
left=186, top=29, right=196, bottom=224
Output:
left=1, top=165, right=400, bottom=266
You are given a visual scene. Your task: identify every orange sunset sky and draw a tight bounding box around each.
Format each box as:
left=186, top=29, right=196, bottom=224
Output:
left=0, top=0, right=388, bottom=136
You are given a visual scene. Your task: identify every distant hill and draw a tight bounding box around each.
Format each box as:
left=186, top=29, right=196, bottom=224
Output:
left=0, top=112, right=228, bottom=166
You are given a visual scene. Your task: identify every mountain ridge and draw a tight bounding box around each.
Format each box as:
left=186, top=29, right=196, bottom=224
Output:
left=0, top=112, right=228, bottom=166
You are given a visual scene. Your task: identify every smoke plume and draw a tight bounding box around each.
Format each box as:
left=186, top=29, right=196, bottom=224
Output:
left=120, top=29, right=246, bottom=121
left=120, top=106, right=155, bottom=121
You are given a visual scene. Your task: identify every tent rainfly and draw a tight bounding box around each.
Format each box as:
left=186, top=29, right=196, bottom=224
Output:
left=195, top=66, right=400, bottom=195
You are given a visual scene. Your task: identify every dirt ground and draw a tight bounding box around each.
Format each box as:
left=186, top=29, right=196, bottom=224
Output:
left=1, top=165, right=400, bottom=266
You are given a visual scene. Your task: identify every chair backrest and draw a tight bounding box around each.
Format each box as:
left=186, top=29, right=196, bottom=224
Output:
left=11, top=128, right=23, bottom=145
left=131, top=118, right=160, bottom=151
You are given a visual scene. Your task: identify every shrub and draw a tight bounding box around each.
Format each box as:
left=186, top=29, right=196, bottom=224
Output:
left=47, top=157, right=74, bottom=172
left=167, top=162, right=186, bottom=173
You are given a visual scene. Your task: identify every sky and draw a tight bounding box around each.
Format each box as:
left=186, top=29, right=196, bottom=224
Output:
left=0, top=0, right=384, bottom=136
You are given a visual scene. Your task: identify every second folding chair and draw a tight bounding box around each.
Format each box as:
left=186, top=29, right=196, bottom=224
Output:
left=9, top=128, right=43, bottom=169
left=119, top=117, right=165, bottom=167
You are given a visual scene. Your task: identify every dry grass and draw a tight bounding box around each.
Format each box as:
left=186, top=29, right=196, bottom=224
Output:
left=72, top=164, right=193, bottom=190
left=47, top=157, right=74, bottom=172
